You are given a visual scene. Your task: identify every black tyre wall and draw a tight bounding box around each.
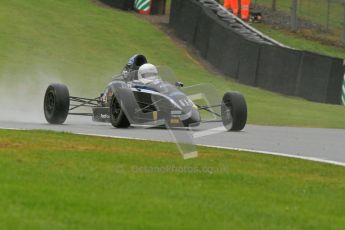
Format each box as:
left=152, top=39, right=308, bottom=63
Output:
left=237, top=39, right=261, bottom=86
left=173, top=0, right=202, bottom=44
left=256, top=45, right=302, bottom=96
left=193, top=8, right=214, bottom=57
left=170, top=0, right=345, bottom=105
left=296, top=51, right=344, bottom=104
left=99, top=0, right=134, bottom=10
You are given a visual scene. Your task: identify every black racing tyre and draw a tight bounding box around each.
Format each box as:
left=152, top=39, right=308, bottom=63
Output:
left=44, top=83, right=70, bottom=124
left=221, top=92, right=247, bottom=131
left=109, top=94, right=130, bottom=128
left=200, top=0, right=218, bottom=5
left=205, top=4, right=220, bottom=11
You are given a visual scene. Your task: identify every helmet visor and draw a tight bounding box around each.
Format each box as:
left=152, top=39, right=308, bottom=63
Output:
left=142, top=72, right=157, bottom=79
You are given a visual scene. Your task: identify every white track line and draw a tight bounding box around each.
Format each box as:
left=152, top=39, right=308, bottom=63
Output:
left=199, top=144, right=345, bottom=167
left=193, top=126, right=225, bottom=138
left=1, top=127, right=345, bottom=167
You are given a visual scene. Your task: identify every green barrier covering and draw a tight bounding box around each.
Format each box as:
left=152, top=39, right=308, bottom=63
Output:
left=135, top=0, right=150, bottom=11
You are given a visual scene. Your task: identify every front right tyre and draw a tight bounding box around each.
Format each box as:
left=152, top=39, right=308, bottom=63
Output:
left=221, top=91, right=247, bottom=131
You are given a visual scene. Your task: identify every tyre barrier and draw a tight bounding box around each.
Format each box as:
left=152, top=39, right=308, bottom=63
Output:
left=199, top=0, right=276, bottom=46
left=170, top=0, right=345, bottom=104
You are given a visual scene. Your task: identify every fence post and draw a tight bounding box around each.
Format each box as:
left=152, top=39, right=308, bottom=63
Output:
left=291, top=0, right=298, bottom=31
left=272, top=0, right=277, bottom=11
left=326, top=0, right=330, bottom=31
left=342, top=1, right=345, bottom=46
left=342, top=74, right=345, bottom=105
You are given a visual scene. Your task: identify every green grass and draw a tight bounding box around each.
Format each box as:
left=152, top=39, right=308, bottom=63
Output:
left=253, top=23, right=345, bottom=59
left=0, top=129, right=345, bottom=229
left=252, top=0, right=344, bottom=45
left=0, top=0, right=345, bottom=128
left=254, top=0, right=344, bottom=31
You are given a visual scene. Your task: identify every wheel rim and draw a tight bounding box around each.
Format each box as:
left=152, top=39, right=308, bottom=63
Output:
left=45, top=91, right=55, bottom=115
left=225, top=106, right=232, bottom=121
left=222, top=101, right=233, bottom=129
left=111, top=96, right=121, bottom=119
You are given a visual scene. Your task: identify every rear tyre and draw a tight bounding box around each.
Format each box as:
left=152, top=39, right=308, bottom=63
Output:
left=109, top=94, right=130, bottom=128
left=44, top=83, right=70, bottom=124
left=221, top=92, right=247, bottom=131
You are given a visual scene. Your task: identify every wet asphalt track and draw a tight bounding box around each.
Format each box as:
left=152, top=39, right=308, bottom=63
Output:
left=1, top=117, right=345, bottom=166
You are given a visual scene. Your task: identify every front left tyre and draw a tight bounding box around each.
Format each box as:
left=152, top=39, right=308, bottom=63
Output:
left=109, top=94, right=130, bottom=128
left=44, top=83, right=70, bottom=124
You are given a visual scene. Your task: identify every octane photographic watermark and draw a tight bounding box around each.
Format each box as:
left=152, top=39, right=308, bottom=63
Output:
left=115, top=164, right=229, bottom=174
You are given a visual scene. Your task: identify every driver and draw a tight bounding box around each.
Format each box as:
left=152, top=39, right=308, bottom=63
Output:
left=137, top=63, right=159, bottom=84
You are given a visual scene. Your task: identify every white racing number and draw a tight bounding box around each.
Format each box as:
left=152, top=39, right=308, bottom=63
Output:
left=178, top=98, right=194, bottom=107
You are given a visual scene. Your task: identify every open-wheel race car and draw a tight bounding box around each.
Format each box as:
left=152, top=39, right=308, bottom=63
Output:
left=44, top=54, right=247, bottom=131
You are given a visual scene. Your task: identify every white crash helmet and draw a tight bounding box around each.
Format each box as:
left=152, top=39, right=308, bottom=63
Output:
left=137, top=63, right=158, bottom=81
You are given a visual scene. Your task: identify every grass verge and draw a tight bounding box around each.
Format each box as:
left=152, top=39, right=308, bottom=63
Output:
left=253, top=23, right=345, bottom=60
left=252, top=0, right=343, bottom=31
left=0, top=129, right=345, bottom=229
